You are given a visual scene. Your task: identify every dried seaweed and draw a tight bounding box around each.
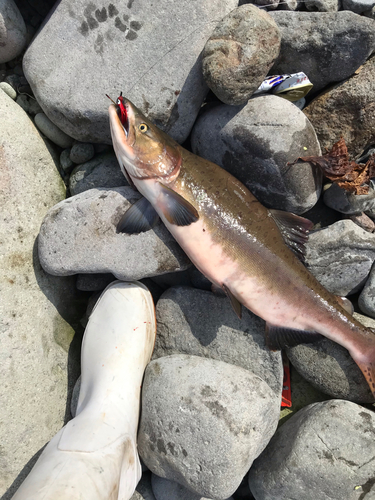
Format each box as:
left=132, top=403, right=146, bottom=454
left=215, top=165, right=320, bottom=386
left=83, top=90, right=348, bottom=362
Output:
left=289, top=138, right=375, bottom=195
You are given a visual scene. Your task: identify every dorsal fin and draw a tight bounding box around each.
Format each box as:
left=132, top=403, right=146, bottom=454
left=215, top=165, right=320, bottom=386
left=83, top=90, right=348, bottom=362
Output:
left=269, top=209, right=314, bottom=262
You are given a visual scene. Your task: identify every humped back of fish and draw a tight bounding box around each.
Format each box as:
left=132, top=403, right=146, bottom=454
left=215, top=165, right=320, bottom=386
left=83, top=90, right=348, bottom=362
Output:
left=108, top=94, right=375, bottom=398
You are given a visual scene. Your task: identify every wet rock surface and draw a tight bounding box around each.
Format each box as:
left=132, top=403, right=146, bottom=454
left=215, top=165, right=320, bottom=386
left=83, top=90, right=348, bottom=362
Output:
left=249, top=400, right=375, bottom=500
left=191, top=95, right=322, bottom=214
left=138, top=355, right=280, bottom=500
left=38, top=187, right=191, bottom=280
left=153, top=286, right=283, bottom=395
left=202, top=4, right=281, bottom=105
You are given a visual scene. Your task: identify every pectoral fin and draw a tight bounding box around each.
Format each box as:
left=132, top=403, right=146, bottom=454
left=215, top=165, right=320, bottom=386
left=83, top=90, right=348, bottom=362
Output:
left=265, top=323, right=323, bottom=350
left=222, top=284, right=242, bottom=319
left=117, top=197, right=160, bottom=234
left=158, top=182, right=199, bottom=226
left=269, top=209, right=314, bottom=262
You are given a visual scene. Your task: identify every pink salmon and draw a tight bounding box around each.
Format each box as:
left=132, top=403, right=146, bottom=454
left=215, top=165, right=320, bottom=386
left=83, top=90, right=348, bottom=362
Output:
left=108, top=93, right=375, bottom=398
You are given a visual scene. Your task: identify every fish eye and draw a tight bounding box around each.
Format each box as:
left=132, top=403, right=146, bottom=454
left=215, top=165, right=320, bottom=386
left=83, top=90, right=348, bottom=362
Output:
left=139, top=123, right=148, bottom=133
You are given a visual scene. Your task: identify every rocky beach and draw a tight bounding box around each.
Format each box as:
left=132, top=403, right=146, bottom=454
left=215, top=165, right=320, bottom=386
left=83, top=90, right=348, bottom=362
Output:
left=1, top=0, right=375, bottom=499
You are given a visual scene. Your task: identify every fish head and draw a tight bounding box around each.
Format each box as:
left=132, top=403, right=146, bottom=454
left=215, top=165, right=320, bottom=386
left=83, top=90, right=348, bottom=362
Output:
left=108, top=94, right=182, bottom=183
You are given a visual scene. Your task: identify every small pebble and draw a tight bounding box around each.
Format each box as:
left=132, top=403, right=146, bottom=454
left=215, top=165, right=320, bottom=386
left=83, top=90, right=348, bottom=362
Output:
left=70, top=143, right=95, bottom=164
left=34, top=113, right=74, bottom=148
left=0, top=82, right=17, bottom=99
left=16, top=94, right=30, bottom=113
left=27, top=98, right=43, bottom=116
left=60, top=149, right=74, bottom=172
left=346, top=213, right=375, bottom=232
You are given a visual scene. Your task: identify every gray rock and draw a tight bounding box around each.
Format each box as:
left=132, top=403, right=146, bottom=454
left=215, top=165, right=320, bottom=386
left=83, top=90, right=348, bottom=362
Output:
left=191, top=96, right=322, bottom=214
left=151, top=475, right=205, bottom=500
left=23, top=0, right=238, bottom=144
left=60, top=148, right=74, bottom=172
left=69, top=142, right=95, bottom=164
left=305, top=0, right=341, bottom=9
left=358, top=264, right=375, bottom=318
left=342, top=0, right=375, bottom=12
left=304, top=54, right=375, bottom=157
left=38, top=187, right=191, bottom=281
left=69, top=152, right=127, bottom=195
left=27, top=96, right=43, bottom=115
left=347, top=213, right=375, bottom=233
left=188, top=266, right=212, bottom=291
left=138, top=355, right=280, bottom=500
left=364, top=4, right=375, bottom=16
left=324, top=183, right=375, bottom=215
left=76, top=273, right=116, bottom=291
left=202, top=5, right=281, bottom=105
left=249, top=400, right=375, bottom=500
left=305, top=220, right=375, bottom=296
left=269, top=11, right=375, bottom=95
left=34, top=112, right=74, bottom=148
left=15, top=93, right=29, bottom=113
left=153, top=286, right=283, bottom=395
left=130, top=473, right=156, bottom=500
left=0, top=0, right=27, bottom=63
left=0, top=88, right=84, bottom=497
left=0, top=80, right=16, bottom=99
left=286, top=323, right=374, bottom=404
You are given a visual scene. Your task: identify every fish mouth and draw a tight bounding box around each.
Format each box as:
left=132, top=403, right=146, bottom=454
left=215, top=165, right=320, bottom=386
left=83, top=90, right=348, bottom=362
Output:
left=116, top=102, right=129, bottom=137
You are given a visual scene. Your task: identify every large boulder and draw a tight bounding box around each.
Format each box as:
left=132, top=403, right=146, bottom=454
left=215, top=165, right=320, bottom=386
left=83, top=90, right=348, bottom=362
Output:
left=305, top=219, right=375, bottom=296
left=0, top=89, right=84, bottom=497
left=269, top=11, right=375, bottom=95
left=191, top=96, right=322, bottom=214
left=304, top=55, right=375, bottom=157
left=153, top=286, right=283, bottom=395
left=38, top=187, right=191, bottom=280
left=22, top=0, right=238, bottom=144
left=138, top=355, right=280, bottom=500
left=202, top=4, right=281, bottom=105
left=286, top=312, right=375, bottom=404
left=0, top=0, right=27, bottom=63
left=249, top=400, right=375, bottom=500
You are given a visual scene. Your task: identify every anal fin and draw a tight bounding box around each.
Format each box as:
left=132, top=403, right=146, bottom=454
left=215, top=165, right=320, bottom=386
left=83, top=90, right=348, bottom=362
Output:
left=265, top=323, right=323, bottom=350
left=222, top=284, right=242, bottom=319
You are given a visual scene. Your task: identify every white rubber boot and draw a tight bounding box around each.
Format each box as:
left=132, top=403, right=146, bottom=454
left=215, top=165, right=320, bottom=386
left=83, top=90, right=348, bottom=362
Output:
left=12, top=280, right=156, bottom=500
